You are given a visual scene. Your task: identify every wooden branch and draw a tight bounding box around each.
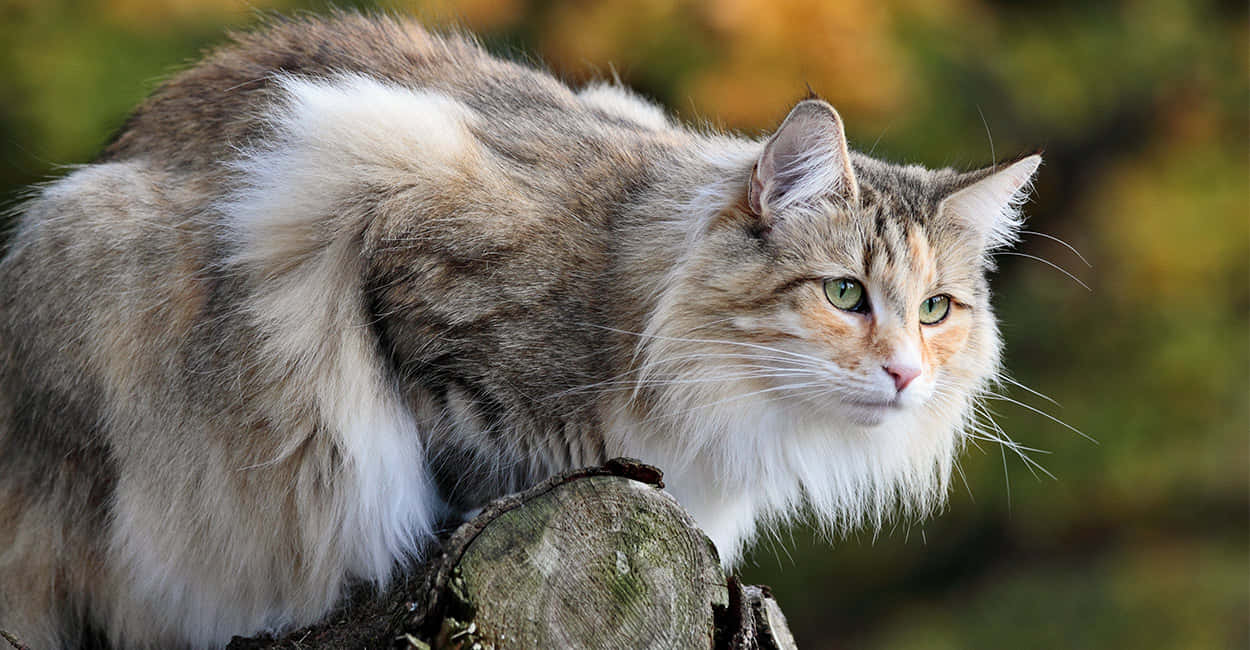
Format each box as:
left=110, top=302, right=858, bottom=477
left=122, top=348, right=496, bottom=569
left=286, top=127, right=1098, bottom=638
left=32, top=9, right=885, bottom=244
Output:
left=0, top=629, right=31, bottom=650
left=229, top=459, right=795, bottom=649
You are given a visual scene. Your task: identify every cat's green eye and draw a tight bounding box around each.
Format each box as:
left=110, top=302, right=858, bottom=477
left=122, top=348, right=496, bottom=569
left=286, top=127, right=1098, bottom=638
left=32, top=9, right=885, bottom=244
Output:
left=920, top=295, right=951, bottom=325
left=824, top=278, right=867, bottom=312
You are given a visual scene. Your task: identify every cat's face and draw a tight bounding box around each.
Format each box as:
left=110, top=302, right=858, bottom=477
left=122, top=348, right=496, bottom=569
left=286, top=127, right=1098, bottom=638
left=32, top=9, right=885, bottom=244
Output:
left=740, top=199, right=992, bottom=429
left=660, top=178, right=1000, bottom=436
left=650, top=99, right=1036, bottom=436
left=634, top=100, right=1040, bottom=446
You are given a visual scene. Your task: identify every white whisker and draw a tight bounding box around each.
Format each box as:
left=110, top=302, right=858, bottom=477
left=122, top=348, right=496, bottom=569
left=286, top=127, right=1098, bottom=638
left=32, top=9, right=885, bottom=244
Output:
left=953, top=460, right=974, bottom=503
left=582, top=323, right=835, bottom=367
left=993, top=251, right=1091, bottom=292
left=1020, top=230, right=1092, bottom=268
left=639, top=381, right=830, bottom=425
left=983, top=392, right=1096, bottom=444
left=997, top=375, right=1060, bottom=408
left=1001, top=445, right=1011, bottom=512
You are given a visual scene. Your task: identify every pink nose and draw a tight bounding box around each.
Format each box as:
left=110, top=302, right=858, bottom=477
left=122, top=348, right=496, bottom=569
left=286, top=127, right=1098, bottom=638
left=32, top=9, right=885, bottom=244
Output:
left=884, top=364, right=921, bottom=392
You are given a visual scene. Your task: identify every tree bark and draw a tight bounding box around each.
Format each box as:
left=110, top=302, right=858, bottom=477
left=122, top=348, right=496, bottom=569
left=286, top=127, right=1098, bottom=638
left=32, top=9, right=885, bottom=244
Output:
left=221, top=459, right=795, bottom=649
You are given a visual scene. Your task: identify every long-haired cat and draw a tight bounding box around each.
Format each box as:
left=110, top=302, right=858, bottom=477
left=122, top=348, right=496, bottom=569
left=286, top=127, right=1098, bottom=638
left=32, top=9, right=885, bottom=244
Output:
left=0, top=13, right=1041, bottom=649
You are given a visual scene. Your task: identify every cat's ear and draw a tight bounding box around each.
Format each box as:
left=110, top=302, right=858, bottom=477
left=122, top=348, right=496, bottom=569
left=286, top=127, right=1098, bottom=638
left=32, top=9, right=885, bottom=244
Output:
left=939, top=153, right=1042, bottom=250
left=749, top=100, right=859, bottom=222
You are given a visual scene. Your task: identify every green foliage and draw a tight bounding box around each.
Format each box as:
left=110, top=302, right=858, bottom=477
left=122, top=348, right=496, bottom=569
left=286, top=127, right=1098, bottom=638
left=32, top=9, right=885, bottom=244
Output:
left=1, top=1, right=1244, bottom=647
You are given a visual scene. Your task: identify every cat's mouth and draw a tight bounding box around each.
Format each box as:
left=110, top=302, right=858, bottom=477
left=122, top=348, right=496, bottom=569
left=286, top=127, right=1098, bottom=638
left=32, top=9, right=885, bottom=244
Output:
left=840, top=398, right=904, bottom=425
left=845, top=398, right=901, bottom=410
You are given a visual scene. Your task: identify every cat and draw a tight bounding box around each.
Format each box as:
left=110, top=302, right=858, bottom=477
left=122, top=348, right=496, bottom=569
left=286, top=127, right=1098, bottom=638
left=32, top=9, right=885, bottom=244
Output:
left=0, top=12, right=1040, bottom=649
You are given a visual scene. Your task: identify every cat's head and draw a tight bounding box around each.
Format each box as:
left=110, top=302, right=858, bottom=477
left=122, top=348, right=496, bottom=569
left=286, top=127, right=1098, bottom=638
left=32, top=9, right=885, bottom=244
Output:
left=637, top=99, right=1039, bottom=553
left=731, top=99, right=1040, bottom=427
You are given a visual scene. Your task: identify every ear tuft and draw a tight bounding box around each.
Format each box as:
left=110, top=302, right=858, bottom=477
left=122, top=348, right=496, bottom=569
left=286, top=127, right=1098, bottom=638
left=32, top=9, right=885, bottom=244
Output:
left=748, top=100, right=859, bottom=224
left=940, top=154, right=1041, bottom=250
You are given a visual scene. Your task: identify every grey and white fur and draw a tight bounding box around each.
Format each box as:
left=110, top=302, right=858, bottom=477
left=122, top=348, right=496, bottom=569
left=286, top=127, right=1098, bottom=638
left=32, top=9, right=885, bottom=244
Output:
left=0, top=13, right=1041, bottom=649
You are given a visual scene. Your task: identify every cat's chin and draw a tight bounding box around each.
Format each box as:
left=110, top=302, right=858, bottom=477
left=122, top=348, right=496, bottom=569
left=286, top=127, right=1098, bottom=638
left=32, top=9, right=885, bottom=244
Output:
left=775, top=394, right=907, bottom=430
left=833, top=398, right=908, bottom=428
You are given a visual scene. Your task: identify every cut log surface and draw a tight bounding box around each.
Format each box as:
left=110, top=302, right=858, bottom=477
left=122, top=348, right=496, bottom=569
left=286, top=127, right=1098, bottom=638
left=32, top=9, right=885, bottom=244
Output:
left=435, top=473, right=727, bottom=649
left=216, top=459, right=796, bottom=649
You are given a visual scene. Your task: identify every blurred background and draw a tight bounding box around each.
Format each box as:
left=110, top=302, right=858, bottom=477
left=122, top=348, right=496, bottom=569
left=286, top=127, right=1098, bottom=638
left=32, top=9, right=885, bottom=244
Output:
left=0, top=0, right=1245, bottom=647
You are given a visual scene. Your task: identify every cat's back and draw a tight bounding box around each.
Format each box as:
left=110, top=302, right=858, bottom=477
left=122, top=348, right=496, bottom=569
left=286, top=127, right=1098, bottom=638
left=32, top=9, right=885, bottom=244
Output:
left=98, top=13, right=677, bottom=177
left=0, top=11, right=679, bottom=429
left=100, top=13, right=480, bottom=167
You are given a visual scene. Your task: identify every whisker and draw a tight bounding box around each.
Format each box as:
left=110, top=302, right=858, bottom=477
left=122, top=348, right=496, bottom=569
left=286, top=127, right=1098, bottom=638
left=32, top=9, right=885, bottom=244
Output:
left=982, top=392, right=1097, bottom=444
left=866, top=123, right=892, bottom=157
left=997, top=375, right=1060, bottom=408
left=953, top=460, right=974, bottom=503
left=993, top=251, right=1091, bottom=292
left=1020, top=230, right=1092, bottom=268
left=639, top=381, right=830, bottom=425
left=976, top=105, right=996, bottom=165
left=582, top=323, right=835, bottom=367
left=961, top=391, right=1057, bottom=480
left=966, top=428, right=1055, bottom=477
left=1001, top=445, right=1011, bottom=513
left=544, top=352, right=832, bottom=400
left=965, top=408, right=1056, bottom=478
left=549, top=369, right=823, bottom=397
left=968, top=425, right=1045, bottom=480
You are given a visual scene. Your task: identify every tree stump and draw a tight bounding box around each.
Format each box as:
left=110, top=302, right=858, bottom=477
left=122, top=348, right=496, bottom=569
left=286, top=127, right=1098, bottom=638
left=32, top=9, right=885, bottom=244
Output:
left=221, top=459, right=795, bottom=649
left=422, top=461, right=725, bottom=648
